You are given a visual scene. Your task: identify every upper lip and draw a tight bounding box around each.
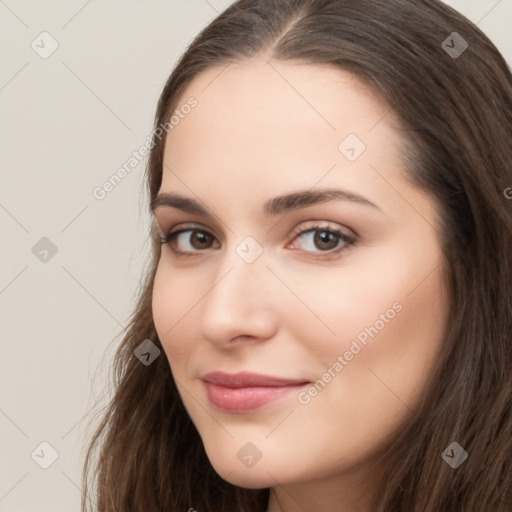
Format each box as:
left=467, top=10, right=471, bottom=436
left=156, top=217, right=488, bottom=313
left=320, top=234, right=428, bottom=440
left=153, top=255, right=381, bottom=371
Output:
left=201, top=371, right=310, bottom=388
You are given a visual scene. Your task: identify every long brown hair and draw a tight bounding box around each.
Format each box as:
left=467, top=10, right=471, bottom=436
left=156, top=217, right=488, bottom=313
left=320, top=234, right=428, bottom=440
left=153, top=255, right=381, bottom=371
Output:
left=82, top=1, right=512, bottom=510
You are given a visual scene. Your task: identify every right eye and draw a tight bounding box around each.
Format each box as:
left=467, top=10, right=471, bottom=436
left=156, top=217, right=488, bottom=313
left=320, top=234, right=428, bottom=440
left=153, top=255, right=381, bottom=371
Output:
left=160, top=225, right=220, bottom=256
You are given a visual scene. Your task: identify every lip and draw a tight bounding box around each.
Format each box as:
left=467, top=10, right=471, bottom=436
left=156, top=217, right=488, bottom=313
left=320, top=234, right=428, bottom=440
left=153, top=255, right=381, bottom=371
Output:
left=201, top=371, right=310, bottom=413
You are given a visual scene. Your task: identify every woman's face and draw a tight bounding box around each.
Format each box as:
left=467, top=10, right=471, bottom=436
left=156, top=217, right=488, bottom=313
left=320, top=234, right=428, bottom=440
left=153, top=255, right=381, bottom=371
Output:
left=152, top=58, right=449, bottom=501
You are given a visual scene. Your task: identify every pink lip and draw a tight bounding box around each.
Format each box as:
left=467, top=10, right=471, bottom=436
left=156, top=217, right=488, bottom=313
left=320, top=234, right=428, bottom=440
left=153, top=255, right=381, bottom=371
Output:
left=201, top=371, right=310, bottom=413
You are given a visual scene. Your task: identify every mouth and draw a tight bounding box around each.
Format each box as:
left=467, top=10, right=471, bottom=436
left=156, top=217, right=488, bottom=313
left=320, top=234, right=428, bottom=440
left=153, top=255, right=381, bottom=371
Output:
left=201, top=371, right=311, bottom=413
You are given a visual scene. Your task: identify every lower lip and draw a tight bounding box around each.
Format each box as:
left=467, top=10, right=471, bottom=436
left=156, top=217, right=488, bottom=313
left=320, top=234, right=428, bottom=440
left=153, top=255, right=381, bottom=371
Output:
left=204, top=382, right=307, bottom=413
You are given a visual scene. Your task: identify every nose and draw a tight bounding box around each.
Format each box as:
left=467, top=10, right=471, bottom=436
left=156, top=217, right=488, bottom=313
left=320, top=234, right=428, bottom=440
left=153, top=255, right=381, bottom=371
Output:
left=197, top=246, right=278, bottom=348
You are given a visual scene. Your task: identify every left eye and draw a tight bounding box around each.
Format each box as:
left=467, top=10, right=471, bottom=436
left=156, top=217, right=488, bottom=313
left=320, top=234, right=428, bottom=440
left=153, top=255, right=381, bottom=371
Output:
left=289, top=226, right=355, bottom=255
left=161, top=228, right=219, bottom=252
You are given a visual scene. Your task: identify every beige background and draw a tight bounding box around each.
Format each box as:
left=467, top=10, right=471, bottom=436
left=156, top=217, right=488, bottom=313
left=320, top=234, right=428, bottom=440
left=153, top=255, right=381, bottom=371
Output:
left=1, top=1, right=511, bottom=510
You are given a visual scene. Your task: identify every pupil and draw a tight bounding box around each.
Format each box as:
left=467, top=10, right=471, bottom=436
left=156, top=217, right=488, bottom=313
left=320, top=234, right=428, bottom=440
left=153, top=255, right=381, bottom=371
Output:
left=315, top=230, right=337, bottom=250
left=193, top=231, right=210, bottom=248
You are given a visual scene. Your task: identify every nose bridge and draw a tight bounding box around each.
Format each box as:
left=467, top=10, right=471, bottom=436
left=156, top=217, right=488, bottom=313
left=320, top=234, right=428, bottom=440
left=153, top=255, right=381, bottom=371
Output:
left=207, top=235, right=268, bottom=311
left=198, top=234, right=277, bottom=344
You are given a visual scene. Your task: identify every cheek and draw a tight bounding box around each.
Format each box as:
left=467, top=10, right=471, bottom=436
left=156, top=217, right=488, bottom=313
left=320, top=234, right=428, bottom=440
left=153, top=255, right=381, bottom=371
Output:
left=268, top=259, right=412, bottom=369
left=290, top=266, right=449, bottom=466
left=371, top=266, right=448, bottom=402
left=294, top=241, right=449, bottom=401
left=322, top=262, right=449, bottom=419
left=152, top=262, right=198, bottom=362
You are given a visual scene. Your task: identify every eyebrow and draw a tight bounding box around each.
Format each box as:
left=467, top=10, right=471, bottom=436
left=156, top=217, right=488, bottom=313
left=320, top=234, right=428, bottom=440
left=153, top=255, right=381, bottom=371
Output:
left=150, top=188, right=382, bottom=217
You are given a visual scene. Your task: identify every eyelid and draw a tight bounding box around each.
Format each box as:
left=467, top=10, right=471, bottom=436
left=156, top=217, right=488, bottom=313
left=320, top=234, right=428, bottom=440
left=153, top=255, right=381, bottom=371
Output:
left=288, top=219, right=356, bottom=239
left=159, top=221, right=215, bottom=240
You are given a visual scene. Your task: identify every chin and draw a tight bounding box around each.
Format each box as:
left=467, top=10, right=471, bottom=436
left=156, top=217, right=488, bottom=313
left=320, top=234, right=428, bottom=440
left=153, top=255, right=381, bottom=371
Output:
left=216, top=467, right=274, bottom=490
left=203, top=446, right=277, bottom=489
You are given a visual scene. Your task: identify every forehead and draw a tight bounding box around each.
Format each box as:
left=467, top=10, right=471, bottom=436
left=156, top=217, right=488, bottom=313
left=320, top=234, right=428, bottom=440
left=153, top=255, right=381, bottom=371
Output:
left=160, top=58, right=408, bottom=214
left=168, top=58, right=392, bottom=143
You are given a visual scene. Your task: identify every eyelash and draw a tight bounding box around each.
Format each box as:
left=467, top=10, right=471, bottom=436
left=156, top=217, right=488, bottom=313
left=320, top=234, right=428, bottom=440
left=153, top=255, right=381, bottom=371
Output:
left=159, top=222, right=357, bottom=260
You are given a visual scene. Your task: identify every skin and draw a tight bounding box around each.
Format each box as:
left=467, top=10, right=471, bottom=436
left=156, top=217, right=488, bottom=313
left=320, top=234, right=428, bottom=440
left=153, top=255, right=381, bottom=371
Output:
left=151, top=58, right=450, bottom=512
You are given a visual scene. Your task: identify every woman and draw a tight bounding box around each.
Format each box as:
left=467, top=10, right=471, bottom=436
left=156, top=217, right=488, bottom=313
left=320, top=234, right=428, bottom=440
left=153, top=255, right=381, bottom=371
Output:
left=82, top=0, right=512, bottom=510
